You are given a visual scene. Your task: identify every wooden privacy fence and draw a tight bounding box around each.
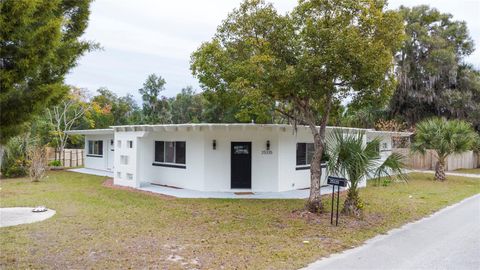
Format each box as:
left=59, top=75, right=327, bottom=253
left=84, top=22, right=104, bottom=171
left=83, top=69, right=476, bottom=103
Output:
left=393, top=148, right=480, bottom=171
left=46, top=147, right=84, bottom=168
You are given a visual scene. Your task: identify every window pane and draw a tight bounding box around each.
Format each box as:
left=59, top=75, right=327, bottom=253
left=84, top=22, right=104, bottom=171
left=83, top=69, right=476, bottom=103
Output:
left=296, top=143, right=306, bottom=165
left=233, top=145, right=249, bottom=155
left=154, top=141, right=164, bottom=162
left=88, top=141, right=93, bottom=155
left=306, top=143, right=314, bottom=164
left=165, top=141, right=175, bottom=163
left=98, top=141, right=103, bottom=155
left=175, top=141, right=186, bottom=164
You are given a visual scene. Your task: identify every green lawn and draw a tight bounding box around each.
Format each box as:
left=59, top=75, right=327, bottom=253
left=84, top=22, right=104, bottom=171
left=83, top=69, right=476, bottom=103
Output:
left=455, top=168, right=480, bottom=174
left=1, top=171, right=479, bottom=269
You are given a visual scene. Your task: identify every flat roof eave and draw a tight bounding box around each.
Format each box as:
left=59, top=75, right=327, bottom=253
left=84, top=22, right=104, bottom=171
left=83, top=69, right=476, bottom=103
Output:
left=67, top=124, right=412, bottom=137
left=65, top=129, right=114, bottom=135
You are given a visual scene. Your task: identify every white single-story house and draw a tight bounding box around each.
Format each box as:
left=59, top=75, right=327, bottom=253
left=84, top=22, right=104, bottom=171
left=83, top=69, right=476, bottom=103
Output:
left=67, top=124, right=411, bottom=193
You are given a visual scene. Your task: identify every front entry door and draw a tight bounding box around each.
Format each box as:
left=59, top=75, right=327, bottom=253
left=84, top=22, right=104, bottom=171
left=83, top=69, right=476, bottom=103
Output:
left=231, top=142, right=252, bottom=189
left=107, top=139, right=114, bottom=171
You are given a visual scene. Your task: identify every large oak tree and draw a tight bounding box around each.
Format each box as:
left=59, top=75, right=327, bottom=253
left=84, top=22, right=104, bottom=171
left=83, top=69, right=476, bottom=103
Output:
left=390, top=5, right=479, bottom=130
left=191, top=0, right=403, bottom=212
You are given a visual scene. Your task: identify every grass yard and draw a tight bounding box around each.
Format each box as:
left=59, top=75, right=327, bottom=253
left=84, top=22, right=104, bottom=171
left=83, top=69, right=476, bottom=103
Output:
left=1, top=171, right=479, bottom=269
left=455, top=168, right=480, bottom=174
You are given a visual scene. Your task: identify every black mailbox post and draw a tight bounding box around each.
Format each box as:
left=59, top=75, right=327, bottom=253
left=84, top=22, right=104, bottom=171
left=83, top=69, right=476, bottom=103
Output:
left=327, top=176, right=347, bottom=226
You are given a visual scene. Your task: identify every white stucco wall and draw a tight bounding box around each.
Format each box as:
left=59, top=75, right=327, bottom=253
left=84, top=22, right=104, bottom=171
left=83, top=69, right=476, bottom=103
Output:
left=277, top=128, right=329, bottom=192
left=111, top=126, right=304, bottom=192
left=84, top=134, right=114, bottom=171
left=113, top=131, right=141, bottom=187
left=92, top=125, right=405, bottom=192
left=135, top=130, right=205, bottom=190
left=203, top=127, right=279, bottom=192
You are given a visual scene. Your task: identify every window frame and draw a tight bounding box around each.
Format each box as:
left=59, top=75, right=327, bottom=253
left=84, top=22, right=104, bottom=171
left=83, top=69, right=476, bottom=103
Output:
left=87, top=140, right=103, bottom=157
left=367, top=139, right=382, bottom=159
left=153, top=141, right=186, bottom=169
left=295, top=142, right=327, bottom=170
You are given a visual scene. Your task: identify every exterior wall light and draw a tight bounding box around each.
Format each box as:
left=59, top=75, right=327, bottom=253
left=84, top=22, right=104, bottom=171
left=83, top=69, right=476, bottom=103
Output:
left=213, top=140, right=217, bottom=150
left=266, top=140, right=270, bottom=151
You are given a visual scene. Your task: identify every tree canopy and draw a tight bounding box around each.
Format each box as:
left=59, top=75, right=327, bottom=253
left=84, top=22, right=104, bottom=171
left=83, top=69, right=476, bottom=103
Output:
left=91, top=88, right=141, bottom=127
left=138, top=74, right=172, bottom=124
left=191, top=0, right=404, bottom=212
left=170, top=86, right=204, bottom=124
left=390, top=5, right=479, bottom=130
left=0, top=0, right=97, bottom=144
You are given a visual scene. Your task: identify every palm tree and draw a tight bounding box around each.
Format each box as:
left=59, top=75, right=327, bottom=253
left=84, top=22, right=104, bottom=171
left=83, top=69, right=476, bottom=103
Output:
left=411, top=118, right=477, bottom=181
left=326, top=130, right=406, bottom=217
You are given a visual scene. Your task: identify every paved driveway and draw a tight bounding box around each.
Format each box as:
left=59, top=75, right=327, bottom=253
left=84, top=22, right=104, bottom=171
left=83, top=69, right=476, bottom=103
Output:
left=303, top=194, right=480, bottom=270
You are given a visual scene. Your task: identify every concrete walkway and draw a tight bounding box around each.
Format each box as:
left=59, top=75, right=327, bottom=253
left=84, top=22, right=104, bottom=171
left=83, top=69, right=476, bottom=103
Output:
left=67, top=167, right=339, bottom=199
left=140, top=184, right=341, bottom=199
left=408, top=169, right=480, bottom=179
left=0, top=207, right=56, bottom=228
left=67, top=168, right=113, bottom=177
left=303, top=194, right=480, bottom=270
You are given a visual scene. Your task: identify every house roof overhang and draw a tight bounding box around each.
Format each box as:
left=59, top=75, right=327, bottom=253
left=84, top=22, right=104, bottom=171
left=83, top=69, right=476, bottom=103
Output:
left=65, top=129, right=114, bottom=135
left=109, top=123, right=376, bottom=133
left=66, top=124, right=413, bottom=137
left=366, top=130, right=413, bottom=137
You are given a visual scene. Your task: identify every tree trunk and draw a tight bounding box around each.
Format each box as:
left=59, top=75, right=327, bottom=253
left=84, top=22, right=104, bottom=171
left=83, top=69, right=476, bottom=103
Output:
left=435, top=158, right=446, bottom=181
left=306, top=130, right=324, bottom=213
left=342, top=188, right=362, bottom=218
left=0, top=144, right=4, bottom=168
left=58, top=147, right=63, bottom=166
left=304, top=94, right=333, bottom=213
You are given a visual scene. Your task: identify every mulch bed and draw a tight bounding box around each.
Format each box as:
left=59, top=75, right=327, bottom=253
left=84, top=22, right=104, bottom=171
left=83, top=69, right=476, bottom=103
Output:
left=102, top=178, right=175, bottom=200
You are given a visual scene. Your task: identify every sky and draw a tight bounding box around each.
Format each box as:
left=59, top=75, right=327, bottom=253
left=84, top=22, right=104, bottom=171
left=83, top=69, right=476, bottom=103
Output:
left=65, top=0, right=480, bottom=101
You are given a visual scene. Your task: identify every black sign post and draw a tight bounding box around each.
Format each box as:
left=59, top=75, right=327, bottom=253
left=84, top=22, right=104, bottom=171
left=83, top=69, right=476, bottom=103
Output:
left=327, top=176, right=347, bottom=226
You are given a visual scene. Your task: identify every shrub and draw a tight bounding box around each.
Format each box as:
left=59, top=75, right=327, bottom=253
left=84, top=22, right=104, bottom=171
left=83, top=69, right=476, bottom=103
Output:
left=1, top=136, right=29, bottom=178
left=48, top=160, right=62, bottom=167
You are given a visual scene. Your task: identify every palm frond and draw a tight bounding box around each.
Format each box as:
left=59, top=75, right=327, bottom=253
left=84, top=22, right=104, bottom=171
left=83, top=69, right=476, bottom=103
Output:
left=411, top=117, right=476, bottom=159
left=373, top=152, right=408, bottom=185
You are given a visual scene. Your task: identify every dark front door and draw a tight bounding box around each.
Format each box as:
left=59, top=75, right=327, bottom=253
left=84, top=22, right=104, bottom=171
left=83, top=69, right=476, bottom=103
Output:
left=231, top=142, right=252, bottom=189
